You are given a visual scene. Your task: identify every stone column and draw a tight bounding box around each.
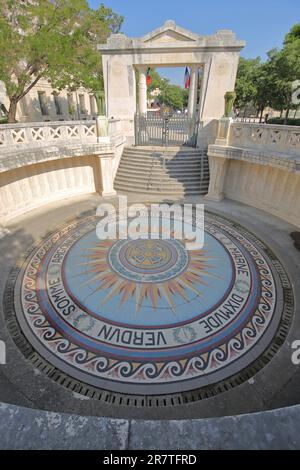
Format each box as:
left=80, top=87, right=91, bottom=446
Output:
left=138, top=66, right=148, bottom=115
left=187, top=66, right=198, bottom=117
left=205, top=155, right=229, bottom=202
left=98, top=154, right=117, bottom=197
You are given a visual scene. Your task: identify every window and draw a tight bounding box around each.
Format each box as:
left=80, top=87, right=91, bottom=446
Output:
left=37, top=91, right=49, bottom=116
left=89, top=95, right=96, bottom=115
left=79, top=94, right=87, bottom=115
left=53, top=92, right=62, bottom=115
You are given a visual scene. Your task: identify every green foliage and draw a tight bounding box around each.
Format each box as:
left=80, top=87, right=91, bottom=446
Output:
left=267, top=117, right=300, bottom=126
left=0, top=0, right=123, bottom=122
left=235, top=23, right=300, bottom=121
left=147, top=69, right=165, bottom=96
left=160, top=84, right=187, bottom=110
left=235, top=57, right=260, bottom=109
left=147, top=68, right=188, bottom=110
left=284, top=23, right=300, bottom=45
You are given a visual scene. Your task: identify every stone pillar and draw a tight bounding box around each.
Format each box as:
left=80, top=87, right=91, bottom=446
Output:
left=205, top=155, right=229, bottom=202
left=187, top=66, right=198, bottom=117
left=98, top=154, right=117, bottom=197
left=138, top=66, right=148, bottom=115
left=215, top=117, right=232, bottom=146
left=96, top=116, right=110, bottom=143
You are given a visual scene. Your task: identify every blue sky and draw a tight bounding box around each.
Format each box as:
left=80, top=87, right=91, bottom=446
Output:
left=89, top=0, right=300, bottom=84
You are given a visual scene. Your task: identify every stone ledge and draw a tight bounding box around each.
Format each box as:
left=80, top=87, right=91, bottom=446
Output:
left=208, top=144, right=300, bottom=172
left=1, top=402, right=300, bottom=449
left=0, top=143, right=115, bottom=173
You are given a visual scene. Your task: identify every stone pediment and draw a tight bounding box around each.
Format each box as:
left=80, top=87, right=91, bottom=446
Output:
left=141, top=20, right=198, bottom=44
left=98, top=20, right=245, bottom=52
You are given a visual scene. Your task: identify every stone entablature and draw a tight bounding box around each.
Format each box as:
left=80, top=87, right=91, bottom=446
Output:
left=207, top=122, right=300, bottom=228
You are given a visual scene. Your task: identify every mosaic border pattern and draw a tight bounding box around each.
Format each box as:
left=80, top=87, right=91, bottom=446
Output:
left=3, top=210, right=294, bottom=405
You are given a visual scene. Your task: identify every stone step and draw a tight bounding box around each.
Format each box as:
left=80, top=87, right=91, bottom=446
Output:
left=119, top=160, right=209, bottom=173
left=114, top=146, right=210, bottom=197
left=114, top=179, right=209, bottom=192
left=122, top=152, right=207, bottom=163
left=121, top=154, right=208, bottom=161
left=115, top=176, right=208, bottom=187
left=114, top=183, right=208, bottom=196
left=115, top=175, right=209, bottom=186
left=129, top=146, right=202, bottom=153
left=117, top=166, right=209, bottom=179
left=123, top=146, right=206, bottom=154
left=119, top=158, right=209, bottom=169
left=116, top=167, right=210, bottom=177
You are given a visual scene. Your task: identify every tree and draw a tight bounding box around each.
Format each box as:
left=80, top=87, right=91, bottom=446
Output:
left=235, top=57, right=260, bottom=114
left=147, top=68, right=188, bottom=111
left=252, top=59, right=277, bottom=120
left=0, top=0, right=123, bottom=122
left=147, top=69, right=165, bottom=98
left=235, top=24, right=300, bottom=122
left=160, top=84, right=186, bottom=110
left=284, top=23, right=300, bottom=45
left=266, top=41, right=300, bottom=123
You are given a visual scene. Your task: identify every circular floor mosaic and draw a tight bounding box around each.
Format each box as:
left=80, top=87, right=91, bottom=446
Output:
left=9, top=211, right=292, bottom=395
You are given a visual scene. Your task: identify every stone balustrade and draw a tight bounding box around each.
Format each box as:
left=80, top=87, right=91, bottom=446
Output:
left=0, top=119, right=127, bottom=224
left=229, top=122, right=300, bottom=157
left=207, top=121, right=300, bottom=228
left=0, top=120, right=99, bottom=152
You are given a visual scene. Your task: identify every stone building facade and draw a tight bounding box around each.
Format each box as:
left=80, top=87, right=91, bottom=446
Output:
left=0, top=78, right=98, bottom=123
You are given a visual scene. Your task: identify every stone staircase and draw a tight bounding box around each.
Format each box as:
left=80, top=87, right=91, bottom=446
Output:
left=114, top=146, right=210, bottom=197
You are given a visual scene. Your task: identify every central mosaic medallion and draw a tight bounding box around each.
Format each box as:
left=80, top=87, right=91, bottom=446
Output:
left=12, top=212, right=289, bottom=395
left=108, top=239, right=189, bottom=283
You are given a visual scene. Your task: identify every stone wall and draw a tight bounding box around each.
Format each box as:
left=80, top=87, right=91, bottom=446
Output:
left=0, top=156, right=98, bottom=223
left=0, top=120, right=126, bottom=225
left=224, top=159, right=300, bottom=228
left=206, top=121, right=300, bottom=228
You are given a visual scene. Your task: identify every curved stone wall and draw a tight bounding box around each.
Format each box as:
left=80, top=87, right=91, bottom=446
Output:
left=207, top=122, right=300, bottom=229
left=0, top=155, right=99, bottom=224
left=224, top=159, right=300, bottom=228
left=0, top=120, right=126, bottom=225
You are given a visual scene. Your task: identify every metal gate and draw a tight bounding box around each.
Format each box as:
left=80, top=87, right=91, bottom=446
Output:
left=135, top=113, right=199, bottom=147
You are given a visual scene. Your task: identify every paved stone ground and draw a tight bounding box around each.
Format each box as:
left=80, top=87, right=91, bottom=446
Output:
left=0, top=192, right=299, bottom=421
left=1, top=401, right=300, bottom=449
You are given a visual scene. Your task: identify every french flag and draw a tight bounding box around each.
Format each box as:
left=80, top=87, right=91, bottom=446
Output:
left=146, top=67, right=152, bottom=86
left=184, top=67, right=190, bottom=89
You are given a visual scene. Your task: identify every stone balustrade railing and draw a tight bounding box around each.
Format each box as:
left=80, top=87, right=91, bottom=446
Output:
left=0, top=119, right=107, bottom=153
left=0, top=120, right=97, bottom=150
left=0, top=118, right=127, bottom=223
left=229, top=122, right=300, bottom=157
left=207, top=121, right=300, bottom=228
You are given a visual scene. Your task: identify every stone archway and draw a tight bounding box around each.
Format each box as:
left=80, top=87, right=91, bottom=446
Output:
left=98, top=20, right=245, bottom=144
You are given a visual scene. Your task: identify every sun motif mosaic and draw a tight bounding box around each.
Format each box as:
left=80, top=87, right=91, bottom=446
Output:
left=12, top=211, right=288, bottom=394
